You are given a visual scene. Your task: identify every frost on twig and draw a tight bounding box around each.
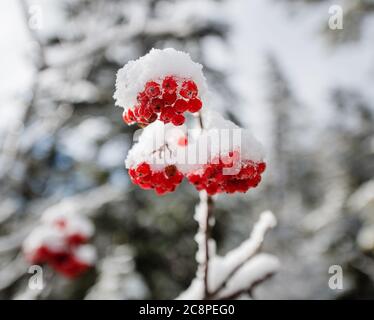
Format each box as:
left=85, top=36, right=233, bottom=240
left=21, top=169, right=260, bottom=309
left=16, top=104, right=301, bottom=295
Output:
left=177, top=209, right=279, bottom=300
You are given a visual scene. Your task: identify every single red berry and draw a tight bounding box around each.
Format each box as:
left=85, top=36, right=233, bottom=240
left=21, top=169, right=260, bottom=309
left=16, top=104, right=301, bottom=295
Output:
left=160, top=107, right=176, bottom=123
left=180, top=80, right=198, bottom=99
left=187, top=98, right=202, bottom=113
left=136, top=162, right=151, bottom=176
left=138, top=104, right=147, bottom=117
left=171, top=114, right=185, bottom=126
left=67, top=233, right=87, bottom=246
left=162, top=76, right=178, bottom=94
left=122, top=111, right=129, bottom=124
left=137, top=91, right=149, bottom=104
left=257, top=162, right=266, bottom=174
left=143, top=107, right=154, bottom=120
left=155, top=187, right=167, bottom=195
left=127, top=109, right=135, bottom=121
left=148, top=113, right=158, bottom=123
left=174, top=99, right=188, bottom=113
left=144, top=81, right=161, bottom=98
left=133, top=106, right=140, bottom=118
left=164, top=165, right=177, bottom=177
left=150, top=98, right=164, bottom=113
left=163, top=92, right=177, bottom=105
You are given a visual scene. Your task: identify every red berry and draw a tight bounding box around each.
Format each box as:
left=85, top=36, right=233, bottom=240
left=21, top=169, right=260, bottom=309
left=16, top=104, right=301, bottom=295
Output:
left=164, top=164, right=177, bottom=177
left=160, top=107, right=176, bottom=123
left=137, top=91, right=149, bottom=104
left=171, top=114, right=185, bottom=126
left=129, top=162, right=183, bottom=195
left=136, top=162, right=151, bottom=176
left=257, top=162, right=266, bottom=174
left=150, top=98, right=164, bottom=113
left=133, top=106, right=140, bottom=118
left=187, top=98, right=202, bottom=113
left=162, top=76, right=178, bottom=94
left=186, top=154, right=266, bottom=195
left=127, top=109, right=135, bottom=121
left=180, top=80, right=198, bottom=99
left=122, top=111, right=129, bottom=124
left=147, top=113, right=158, bottom=123
left=144, top=81, right=161, bottom=98
left=143, top=107, right=154, bottom=120
left=174, top=99, right=188, bottom=113
left=68, top=233, right=87, bottom=246
left=163, top=92, right=177, bottom=105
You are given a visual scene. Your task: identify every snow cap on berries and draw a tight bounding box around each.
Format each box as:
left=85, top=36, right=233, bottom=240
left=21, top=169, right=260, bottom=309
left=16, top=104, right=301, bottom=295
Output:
left=185, top=111, right=267, bottom=195
left=23, top=225, right=66, bottom=261
left=198, top=110, right=265, bottom=163
left=42, top=211, right=94, bottom=243
left=114, top=48, right=207, bottom=110
left=125, top=121, right=188, bottom=195
left=125, top=120, right=187, bottom=171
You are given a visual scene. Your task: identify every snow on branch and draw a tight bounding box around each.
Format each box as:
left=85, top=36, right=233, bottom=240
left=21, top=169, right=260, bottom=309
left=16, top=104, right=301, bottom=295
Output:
left=177, top=210, right=279, bottom=300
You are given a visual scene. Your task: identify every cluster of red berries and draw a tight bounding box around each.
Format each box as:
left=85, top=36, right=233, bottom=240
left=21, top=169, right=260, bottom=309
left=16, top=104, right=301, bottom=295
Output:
left=129, top=162, right=184, bottom=195
left=187, top=153, right=266, bottom=195
left=128, top=154, right=266, bottom=196
left=122, top=76, right=202, bottom=127
left=24, top=217, right=95, bottom=278
left=29, top=245, right=92, bottom=278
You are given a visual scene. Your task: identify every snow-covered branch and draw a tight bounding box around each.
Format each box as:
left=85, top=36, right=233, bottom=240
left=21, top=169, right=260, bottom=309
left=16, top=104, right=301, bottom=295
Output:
left=177, top=211, right=279, bottom=300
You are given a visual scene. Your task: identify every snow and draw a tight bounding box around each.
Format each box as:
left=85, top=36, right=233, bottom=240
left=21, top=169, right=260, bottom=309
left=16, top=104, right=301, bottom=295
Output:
left=125, top=110, right=264, bottom=174
left=85, top=245, right=149, bottom=300
left=199, top=110, right=265, bottom=163
left=23, top=225, right=65, bottom=254
left=178, top=208, right=279, bottom=299
left=59, top=117, right=112, bottom=162
left=74, top=244, right=97, bottom=265
left=125, top=120, right=187, bottom=171
left=98, top=135, right=129, bottom=169
left=42, top=210, right=94, bottom=239
left=114, top=48, right=208, bottom=109
left=215, top=254, right=279, bottom=298
left=0, top=1, right=34, bottom=141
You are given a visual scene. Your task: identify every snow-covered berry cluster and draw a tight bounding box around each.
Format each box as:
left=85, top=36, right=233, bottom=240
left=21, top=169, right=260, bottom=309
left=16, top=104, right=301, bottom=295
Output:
left=124, top=111, right=266, bottom=195
left=125, top=121, right=187, bottom=195
left=187, top=153, right=266, bottom=195
left=23, top=211, right=96, bottom=278
left=115, top=48, right=267, bottom=196
left=115, top=48, right=207, bottom=127
left=122, top=76, right=202, bottom=126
